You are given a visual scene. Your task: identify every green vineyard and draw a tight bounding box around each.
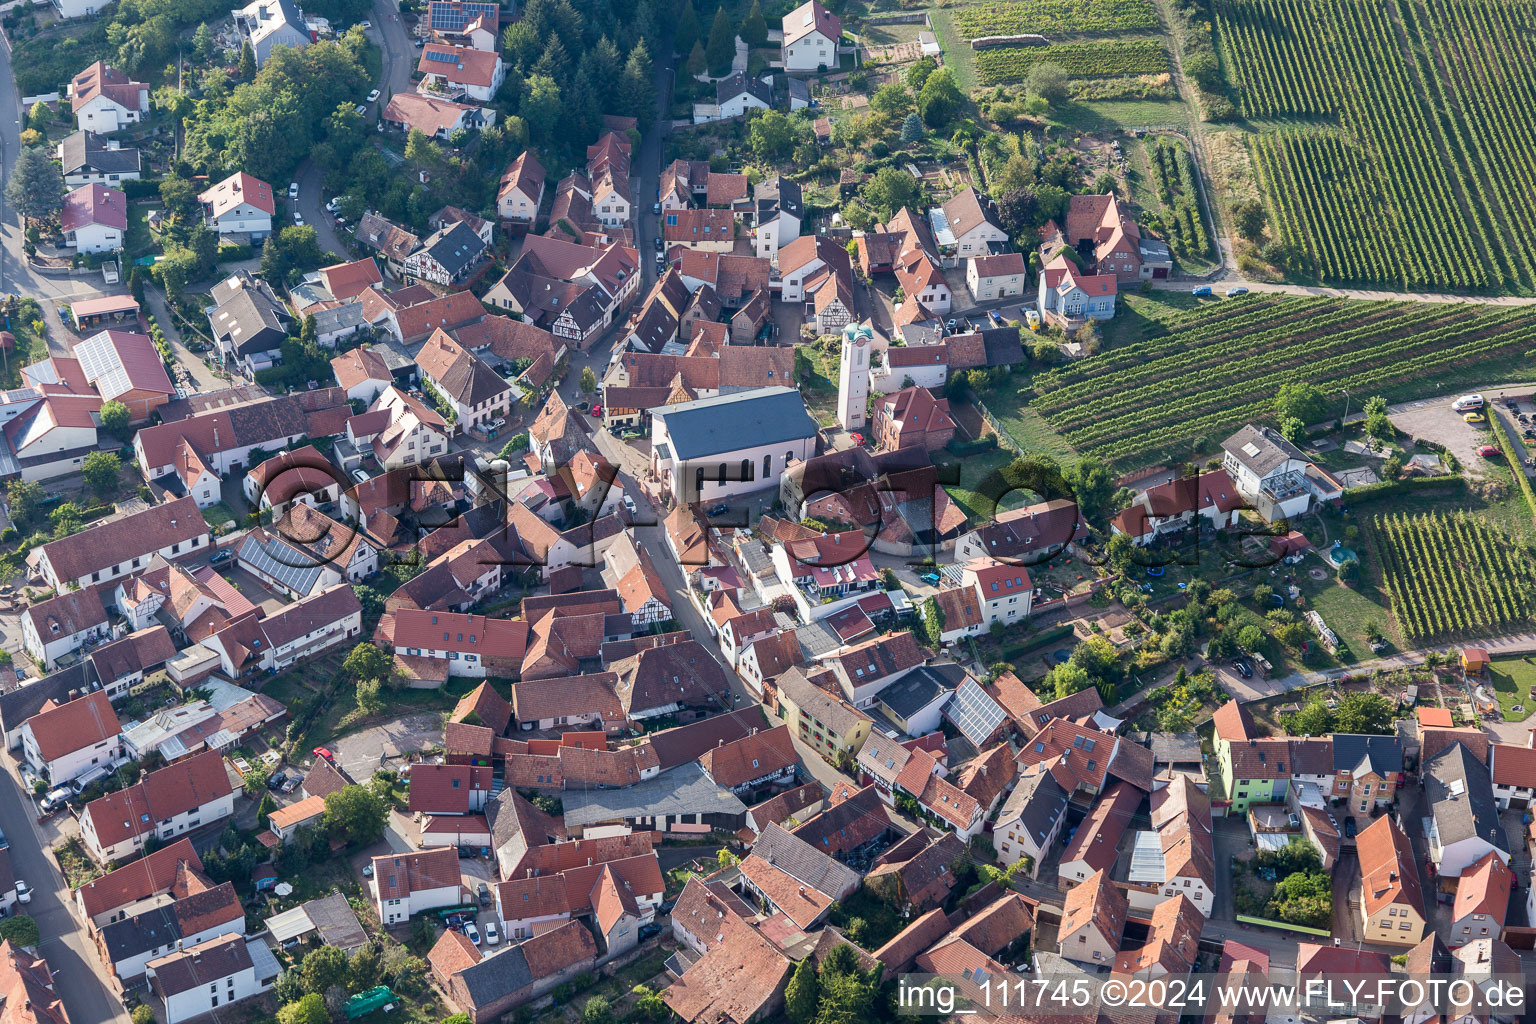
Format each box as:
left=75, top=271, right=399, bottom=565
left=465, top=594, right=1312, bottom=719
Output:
left=954, top=0, right=1159, bottom=37
left=1148, top=137, right=1211, bottom=263
left=974, top=41, right=1168, bottom=84
left=1375, top=512, right=1536, bottom=640
left=1027, top=296, right=1536, bottom=466
left=1214, top=0, right=1536, bottom=293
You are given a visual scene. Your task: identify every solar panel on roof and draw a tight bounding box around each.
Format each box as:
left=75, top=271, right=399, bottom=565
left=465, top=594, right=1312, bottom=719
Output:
left=945, top=678, right=1008, bottom=746
left=425, top=48, right=461, bottom=63
left=429, top=1, right=497, bottom=30
left=238, top=534, right=327, bottom=595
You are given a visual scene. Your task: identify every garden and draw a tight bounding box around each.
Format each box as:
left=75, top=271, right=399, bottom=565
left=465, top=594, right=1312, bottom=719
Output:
left=953, top=0, right=1160, bottom=37
left=1374, top=511, right=1536, bottom=641
left=974, top=40, right=1168, bottom=85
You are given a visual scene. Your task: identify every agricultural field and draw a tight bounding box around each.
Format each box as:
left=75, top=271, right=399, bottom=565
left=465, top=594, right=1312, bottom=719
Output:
left=1375, top=512, right=1536, bottom=641
left=1025, top=296, right=1536, bottom=467
left=1214, top=0, right=1536, bottom=293
left=975, top=40, right=1169, bottom=84
left=954, top=0, right=1159, bottom=37
left=1147, top=136, right=1212, bottom=265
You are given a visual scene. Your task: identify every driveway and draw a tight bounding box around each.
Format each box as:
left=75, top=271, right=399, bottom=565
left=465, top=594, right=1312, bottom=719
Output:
left=1389, top=395, right=1495, bottom=477
left=330, top=712, right=445, bottom=779
left=0, top=760, right=128, bottom=1023
left=142, top=284, right=223, bottom=393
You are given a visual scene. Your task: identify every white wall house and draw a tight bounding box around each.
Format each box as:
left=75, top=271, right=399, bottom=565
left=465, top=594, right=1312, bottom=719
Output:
left=148, top=935, right=280, bottom=1024
left=994, top=769, right=1068, bottom=878
left=371, top=848, right=463, bottom=925
left=963, top=560, right=1034, bottom=628
left=781, top=0, right=841, bottom=73
left=21, top=591, right=111, bottom=670
left=20, top=690, right=121, bottom=785
left=1038, top=253, right=1116, bottom=326
left=967, top=253, right=1026, bottom=301
left=198, top=172, right=276, bottom=240
left=69, top=62, right=149, bottom=132
left=79, top=750, right=238, bottom=863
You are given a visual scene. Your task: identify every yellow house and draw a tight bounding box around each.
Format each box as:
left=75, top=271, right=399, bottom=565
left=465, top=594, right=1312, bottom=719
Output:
left=1358, top=815, right=1427, bottom=947
left=772, top=666, right=872, bottom=764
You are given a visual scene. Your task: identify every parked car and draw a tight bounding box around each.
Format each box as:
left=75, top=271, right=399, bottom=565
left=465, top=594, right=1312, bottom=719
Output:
left=655, top=251, right=667, bottom=266
left=354, top=103, right=367, bottom=115
left=267, top=771, right=287, bottom=791
left=1464, top=411, right=1487, bottom=425
left=919, top=572, right=941, bottom=585
left=706, top=503, right=730, bottom=517
left=362, top=863, right=374, bottom=878
left=1191, top=285, right=1213, bottom=297
left=281, top=776, right=300, bottom=793
left=1452, top=393, right=1485, bottom=412
left=655, top=237, right=664, bottom=251
left=590, top=404, right=602, bottom=418
left=1233, top=660, right=1252, bottom=679
left=1226, top=287, right=1249, bottom=297
left=359, top=19, right=371, bottom=28
left=14, top=880, right=29, bottom=905
left=1024, top=309, right=1041, bottom=331
left=464, top=921, right=481, bottom=946
left=210, top=550, right=233, bottom=566
left=638, top=922, right=662, bottom=941
left=1479, top=445, right=1500, bottom=457
left=945, top=318, right=957, bottom=332
left=652, top=202, right=662, bottom=214
left=313, top=746, right=336, bottom=764
left=849, top=432, right=865, bottom=446
left=621, top=494, right=637, bottom=515
left=294, top=212, right=305, bottom=226
left=1344, top=818, right=1357, bottom=838
left=367, top=89, right=380, bottom=102
left=483, top=921, right=500, bottom=945
left=288, top=182, right=299, bottom=200
left=988, top=310, right=1004, bottom=326
left=478, top=882, right=491, bottom=906
left=39, top=787, right=71, bottom=813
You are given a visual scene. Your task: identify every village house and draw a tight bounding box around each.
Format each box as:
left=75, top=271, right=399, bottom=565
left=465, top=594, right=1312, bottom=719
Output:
left=1112, top=470, right=1244, bottom=546
left=1425, top=741, right=1510, bottom=877
left=69, top=62, right=149, bottom=132
left=58, top=129, right=142, bottom=187
left=994, top=763, right=1069, bottom=876
left=753, top=176, right=803, bottom=259
left=1058, top=869, right=1127, bottom=966
left=60, top=183, right=126, bottom=254
left=371, top=847, right=465, bottom=924
left=147, top=932, right=281, bottom=1024
left=1041, top=192, right=1173, bottom=283
left=416, top=330, right=513, bottom=433
left=21, top=587, right=110, bottom=670
left=940, top=188, right=1009, bottom=258
left=498, top=151, right=546, bottom=223
left=207, top=270, right=293, bottom=374
left=34, top=496, right=209, bottom=591
left=418, top=44, right=506, bottom=102
left=1221, top=424, right=1345, bottom=523
left=966, top=252, right=1026, bottom=301
left=1357, top=815, right=1427, bottom=947
left=402, top=222, right=488, bottom=287
left=20, top=688, right=120, bottom=786
left=231, top=0, right=309, bottom=65
left=1451, top=850, right=1511, bottom=946
left=781, top=0, right=841, bottom=72
left=1038, top=252, right=1117, bottom=327
left=198, top=172, right=276, bottom=241
left=382, top=609, right=529, bottom=680
left=94, top=881, right=244, bottom=985
left=79, top=749, right=238, bottom=863
left=382, top=92, right=492, bottom=139
left=872, top=386, right=955, bottom=452
left=73, top=329, right=174, bottom=423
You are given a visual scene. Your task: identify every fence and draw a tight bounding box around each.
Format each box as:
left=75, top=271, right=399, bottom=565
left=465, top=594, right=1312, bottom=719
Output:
left=972, top=398, right=1022, bottom=455
left=861, top=11, right=929, bottom=24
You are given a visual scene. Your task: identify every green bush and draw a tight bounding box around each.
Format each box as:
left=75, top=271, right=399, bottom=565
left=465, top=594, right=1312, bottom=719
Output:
left=121, top=178, right=163, bottom=200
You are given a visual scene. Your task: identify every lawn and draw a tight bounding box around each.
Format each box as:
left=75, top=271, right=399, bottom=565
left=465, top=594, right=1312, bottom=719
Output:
left=974, top=375, right=1079, bottom=467
left=933, top=447, right=1016, bottom=521
left=125, top=204, right=160, bottom=259
left=202, top=502, right=237, bottom=528
left=1047, top=99, right=1189, bottom=131
left=1295, top=571, right=1399, bottom=660
left=1488, top=657, right=1536, bottom=722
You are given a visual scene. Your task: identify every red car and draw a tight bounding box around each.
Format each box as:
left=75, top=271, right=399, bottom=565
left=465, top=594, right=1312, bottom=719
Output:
left=849, top=432, right=865, bottom=446
left=313, top=746, right=335, bottom=764
left=1479, top=445, right=1500, bottom=457
left=590, top=404, right=603, bottom=418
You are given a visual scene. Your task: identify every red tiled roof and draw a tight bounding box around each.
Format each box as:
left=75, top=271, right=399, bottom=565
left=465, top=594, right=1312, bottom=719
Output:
left=24, top=689, right=117, bottom=762
left=82, top=749, right=235, bottom=850
left=74, top=838, right=202, bottom=919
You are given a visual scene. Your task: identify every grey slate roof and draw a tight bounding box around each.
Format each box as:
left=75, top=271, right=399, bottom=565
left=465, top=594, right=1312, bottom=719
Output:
left=876, top=665, right=948, bottom=721
left=209, top=272, right=292, bottom=357
left=653, top=386, right=817, bottom=461
left=756, top=175, right=803, bottom=224
left=457, top=946, right=533, bottom=1005
left=997, top=765, right=1069, bottom=847
left=0, top=662, right=88, bottom=737
left=100, top=905, right=181, bottom=962
left=1332, top=734, right=1403, bottom=776
left=312, top=301, right=366, bottom=338
left=1425, top=741, right=1507, bottom=850
left=302, top=891, right=368, bottom=952
left=716, top=71, right=772, bottom=106
left=980, top=326, right=1024, bottom=367
left=752, top=822, right=861, bottom=897
left=60, top=130, right=140, bottom=177
left=562, top=762, right=746, bottom=830
left=1222, top=424, right=1308, bottom=478
left=417, top=221, right=486, bottom=278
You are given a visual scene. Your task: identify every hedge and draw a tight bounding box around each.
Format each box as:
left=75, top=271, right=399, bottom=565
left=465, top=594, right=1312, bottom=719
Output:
left=1343, top=474, right=1466, bottom=504
left=946, top=435, right=999, bottom=456
left=122, top=178, right=163, bottom=200
left=217, top=243, right=253, bottom=263
left=1486, top=415, right=1536, bottom=519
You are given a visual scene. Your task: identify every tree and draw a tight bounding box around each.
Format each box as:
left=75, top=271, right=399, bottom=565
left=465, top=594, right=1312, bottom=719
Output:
left=1069, top=635, right=1118, bottom=679
left=5, top=147, right=65, bottom=224
left=300, top=945, right=351, bottom=996
left=83, top=451, right=121, bottom=497
left=1026, top=61, right=1070, bottom=106
left=1274, top=382, right=1327, bottom=427
left=1285, top=698, right=1334, bottom=736
left=356, top=677, right=384, bottom=714
left=749, top=109, right=798, bottom=162
left=675, top=0, right=701, bottom=58
left=193, top=22, right=216, bottom=62
left=256, top=790, right=277, bottom=827
left=343, top=642, right=390, bottom=683
left=919, top=596, right=945, bottom=648
left=1279, top=415, right=1306, bottom=444
left=27, top=101, right=50, bottom=132
left=632, top=985, right=668, bottom=1021
left=862, top=166, right=922, bottom=221
left=1365, top=410, right=1393, bottom=443
left=323, top=785, right=388, bottom=846
left=131, top=1005, right=157, bottom=1024
left=1335, top=692, right=1394, bottom=735
left=1063, top=456, right=1120, bottom=527
left=900, top=112, right=925, bottom=143
left=0, top=914, right=38, bottom=947
left=277, top=994, right=329, bottom=1024
left=97, top=400, right=132, bottom=441
left=238, top=40, right=257, bottom=78
left=405, top=128, right=439, bottom=165
left=9, top=480, right=43, bottom=526
left=1236, top=625, right=1265, bottom=653
left=1231, top=199, right=1266, bottom=242
left=785, top=957, right=819, bottom=1024
left=621, top=40, right=654, bottom=125
left=1050, top=662, right=1093, bottom=700
left=741, top=0, right=769, bottom=47
left=582, top=996, right=613, bottom=1024
left=580, top=366, right=597, bottom=393
left=440, top=1016, right=472, bottom=1024
left=684, top=40, right=706, bottom=76
left=705, top=8, right=735, bottom=77
left=521, top=74, right=563, bottom=144
left=917, top=66, right=962, bottom=128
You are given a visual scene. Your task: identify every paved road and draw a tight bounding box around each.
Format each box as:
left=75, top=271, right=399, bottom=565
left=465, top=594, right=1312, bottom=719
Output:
left=0, top=765, right=128, bottom=1023
left=1150, top=277, right=1536, bottom=306
left=142, top=284, right=224, bottom=392
left=294, top=3, right=414, bottom=259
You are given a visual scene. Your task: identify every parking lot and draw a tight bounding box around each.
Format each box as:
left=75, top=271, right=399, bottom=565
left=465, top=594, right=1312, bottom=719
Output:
left=1389, top=394, right=1498, bottom=476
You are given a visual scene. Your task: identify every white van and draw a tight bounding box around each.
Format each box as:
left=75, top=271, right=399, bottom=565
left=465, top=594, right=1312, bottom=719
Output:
left=70, top=764, right=111, bottom=795
left=39, top=786, right=72, bottom=813
left=1452, top=394, right=1485, bottom=412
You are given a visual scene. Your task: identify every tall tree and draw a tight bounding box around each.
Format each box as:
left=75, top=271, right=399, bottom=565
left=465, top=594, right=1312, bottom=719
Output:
left=785, top=958, right=819, bottom=1024
left=675, top=0, right=701, bottom=57
left=532, top=35, right=570, bottom=84
left=917, top=66, right=962, bottom=127
left=501, top=21, right=541, bottom=68
left=620, top=41, right=654, bottom=125
left=704, top=7, right=735, bottom=77
left=238, top=40, right=256, bottom=78
left=740, top=0, right=768, bottom=47
left=192, top=22, right=216, bottom=61
left=5, top=147, right=64, bottom=224
left=520, top=74, right=563, bottom=144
